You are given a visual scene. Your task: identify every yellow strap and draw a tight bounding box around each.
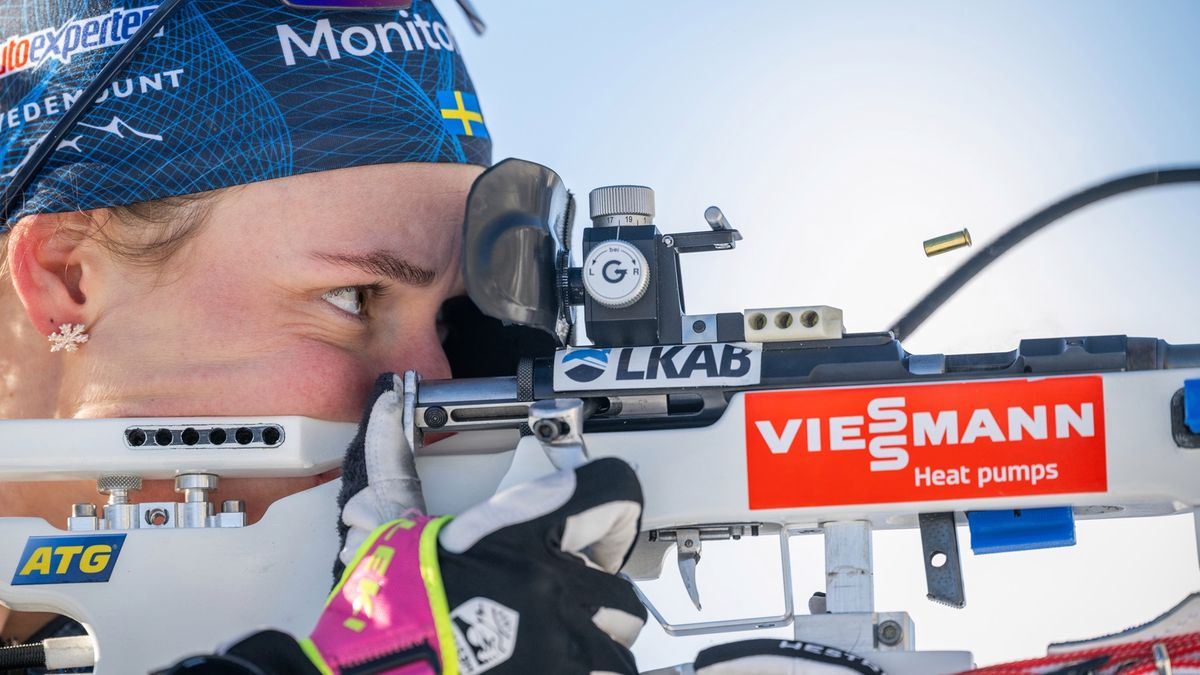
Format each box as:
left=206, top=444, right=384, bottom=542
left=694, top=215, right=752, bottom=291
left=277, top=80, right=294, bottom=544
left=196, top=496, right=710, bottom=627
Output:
left=298, top=637, right=335, bottom=675
left=319, top=515, right=459, bottom=674
left=420, top=515, right=459, bottom=675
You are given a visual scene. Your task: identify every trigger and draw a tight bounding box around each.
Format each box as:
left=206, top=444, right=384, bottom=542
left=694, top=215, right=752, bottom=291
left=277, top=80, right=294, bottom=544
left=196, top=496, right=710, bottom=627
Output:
left=676, top=528, right=702, bottom=611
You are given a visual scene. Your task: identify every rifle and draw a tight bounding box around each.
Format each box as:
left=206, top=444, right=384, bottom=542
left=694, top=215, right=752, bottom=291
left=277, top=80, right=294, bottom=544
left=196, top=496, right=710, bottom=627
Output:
left=1, top=160, right=1198, bottom=674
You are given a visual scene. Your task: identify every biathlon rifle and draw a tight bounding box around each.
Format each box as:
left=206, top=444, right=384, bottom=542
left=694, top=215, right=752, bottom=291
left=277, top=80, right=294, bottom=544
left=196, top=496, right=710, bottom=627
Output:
left=1, top=160, right=1198, bottom=674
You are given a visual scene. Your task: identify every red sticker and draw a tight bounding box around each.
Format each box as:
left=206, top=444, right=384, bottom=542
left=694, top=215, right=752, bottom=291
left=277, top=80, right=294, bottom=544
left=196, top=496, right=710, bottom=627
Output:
left=744, top=376, right=1108, bottom=509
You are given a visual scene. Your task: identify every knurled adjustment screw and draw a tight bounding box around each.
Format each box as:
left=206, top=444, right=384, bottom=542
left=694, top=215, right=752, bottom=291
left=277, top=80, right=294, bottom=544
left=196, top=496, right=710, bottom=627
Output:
left=98, top=474, right=143, bottom=493
left=588, top=185, right=655, bottom=222
left=97, top=474, right=142, bottom=504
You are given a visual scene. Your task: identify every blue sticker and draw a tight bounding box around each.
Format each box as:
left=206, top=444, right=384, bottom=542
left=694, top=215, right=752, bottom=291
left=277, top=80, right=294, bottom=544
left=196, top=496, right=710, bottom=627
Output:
left=11, top=534, right=126, bottom=585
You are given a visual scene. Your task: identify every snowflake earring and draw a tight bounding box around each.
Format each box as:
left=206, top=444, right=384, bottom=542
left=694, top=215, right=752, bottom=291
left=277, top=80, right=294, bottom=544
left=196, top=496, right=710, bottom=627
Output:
left=48, top=323, right=89, bottom=353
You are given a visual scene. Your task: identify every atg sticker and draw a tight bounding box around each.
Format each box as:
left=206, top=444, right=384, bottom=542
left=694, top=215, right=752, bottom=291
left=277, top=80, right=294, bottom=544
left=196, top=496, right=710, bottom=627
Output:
left=11, top=534, right=126, bottom=585
left=554, top=343, right=761, bottom=391
left=745, top=376, right=1107, bottom=509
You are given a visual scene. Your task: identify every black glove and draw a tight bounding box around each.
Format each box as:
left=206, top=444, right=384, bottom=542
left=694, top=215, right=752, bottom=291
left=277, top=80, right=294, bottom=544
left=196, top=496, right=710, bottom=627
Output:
left=435, top=457, right=647, bottom=674
left=150, top=630, right=320, bottom=675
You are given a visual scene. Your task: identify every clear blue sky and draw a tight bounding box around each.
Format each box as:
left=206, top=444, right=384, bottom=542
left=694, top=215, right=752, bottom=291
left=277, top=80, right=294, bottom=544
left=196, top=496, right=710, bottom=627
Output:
left=443, top=1, right=1200, bottom=669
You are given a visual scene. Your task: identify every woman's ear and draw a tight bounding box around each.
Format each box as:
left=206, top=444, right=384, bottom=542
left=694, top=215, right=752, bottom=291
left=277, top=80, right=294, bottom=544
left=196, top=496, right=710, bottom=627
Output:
left=6, top=212, right=106, bottom=333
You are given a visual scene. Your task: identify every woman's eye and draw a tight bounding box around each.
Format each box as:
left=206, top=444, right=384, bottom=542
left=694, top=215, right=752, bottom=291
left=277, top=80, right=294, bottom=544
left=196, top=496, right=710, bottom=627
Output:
left=322, top=286, right=365, bottom=316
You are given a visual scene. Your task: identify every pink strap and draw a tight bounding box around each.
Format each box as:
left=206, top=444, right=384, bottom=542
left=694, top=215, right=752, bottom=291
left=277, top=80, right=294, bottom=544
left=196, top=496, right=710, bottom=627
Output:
left=306, top=516, right=450, bottom=674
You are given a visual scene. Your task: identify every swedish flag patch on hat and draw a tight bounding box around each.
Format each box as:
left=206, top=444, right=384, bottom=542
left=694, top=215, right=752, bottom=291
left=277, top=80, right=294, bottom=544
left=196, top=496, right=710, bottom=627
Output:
left=438, top=90, right=488, bottom=139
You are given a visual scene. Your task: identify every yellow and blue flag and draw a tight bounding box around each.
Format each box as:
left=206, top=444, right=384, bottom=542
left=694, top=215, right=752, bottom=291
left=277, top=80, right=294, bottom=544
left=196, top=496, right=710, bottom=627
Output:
left=438, top=90, right=489, bottom=139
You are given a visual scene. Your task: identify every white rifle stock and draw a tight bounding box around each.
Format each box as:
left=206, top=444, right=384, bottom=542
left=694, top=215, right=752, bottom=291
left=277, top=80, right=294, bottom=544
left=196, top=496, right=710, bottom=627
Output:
left=1, top=337, right=1198, bottom=673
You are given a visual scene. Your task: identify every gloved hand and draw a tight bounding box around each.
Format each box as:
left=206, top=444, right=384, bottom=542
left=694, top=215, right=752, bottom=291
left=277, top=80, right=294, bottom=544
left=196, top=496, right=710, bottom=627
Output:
left=334, top=373, right=431, bottom=577
left=155, top=374, right=647, bottom=675
left=693, top=639, right=885, bottom=675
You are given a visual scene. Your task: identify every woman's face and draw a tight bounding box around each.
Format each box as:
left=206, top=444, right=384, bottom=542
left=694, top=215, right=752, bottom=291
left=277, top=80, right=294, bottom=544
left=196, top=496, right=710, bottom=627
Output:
left=0, top=162, right=483, bottom=528
left=74, top=161, right=483, bottom=421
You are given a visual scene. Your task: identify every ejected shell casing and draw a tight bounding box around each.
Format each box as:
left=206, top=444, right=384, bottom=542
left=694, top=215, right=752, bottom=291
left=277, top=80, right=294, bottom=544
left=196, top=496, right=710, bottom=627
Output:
left=923, top=229, right=972, bottom=257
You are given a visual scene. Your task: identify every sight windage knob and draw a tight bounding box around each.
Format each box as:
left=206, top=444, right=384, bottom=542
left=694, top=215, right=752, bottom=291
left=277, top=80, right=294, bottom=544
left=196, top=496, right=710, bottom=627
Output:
left=583, top=240, right=651, bottom=308
left=589, top=185, right=655, bottom=227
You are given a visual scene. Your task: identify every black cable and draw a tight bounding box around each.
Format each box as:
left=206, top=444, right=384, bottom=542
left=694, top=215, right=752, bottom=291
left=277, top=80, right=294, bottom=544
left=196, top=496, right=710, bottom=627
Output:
left=0, top=641, right=45, bottom=670
left=0, top=0, right=190, bottom=230
left=890, top=167, right=1200, bottom=342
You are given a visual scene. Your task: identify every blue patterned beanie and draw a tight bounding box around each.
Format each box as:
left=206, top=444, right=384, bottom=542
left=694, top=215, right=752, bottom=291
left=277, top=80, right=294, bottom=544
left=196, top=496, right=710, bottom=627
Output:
left=0, top=0, right=490, bottom=223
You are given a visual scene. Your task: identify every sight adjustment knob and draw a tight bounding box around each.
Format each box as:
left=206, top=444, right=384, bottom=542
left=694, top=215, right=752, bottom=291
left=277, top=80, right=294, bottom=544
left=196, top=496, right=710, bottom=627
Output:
left=589, top=186, right=655, bottom=227
left=582, top=240, right=651, bottom=309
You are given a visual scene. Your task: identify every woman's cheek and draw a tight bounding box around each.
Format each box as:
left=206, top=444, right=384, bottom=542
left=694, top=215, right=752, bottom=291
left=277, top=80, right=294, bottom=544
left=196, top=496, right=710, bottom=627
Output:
left=287, top=349, right=378, bottom=421
left=229, top=344, right=377, bottom=421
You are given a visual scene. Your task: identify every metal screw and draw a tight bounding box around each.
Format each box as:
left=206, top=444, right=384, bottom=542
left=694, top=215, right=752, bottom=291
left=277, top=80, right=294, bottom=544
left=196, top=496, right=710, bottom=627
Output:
left=146, top=508, right=170, bottom=526
left=662, top=235, right=675, bottom=248
left=423, top=406, right=449, bottom=428
left=876, top=619, right=904, bottom=646
left=683, top=538, right=695, bottom=548
left=692, top=320, right=707, bottom=334
left=532, top=419, right=567, bottom=442
left=175, top=473, right=219, bottom=502
left=72, top=503, right=96, bottom=518
left=221, top=499, right=245, bottom=514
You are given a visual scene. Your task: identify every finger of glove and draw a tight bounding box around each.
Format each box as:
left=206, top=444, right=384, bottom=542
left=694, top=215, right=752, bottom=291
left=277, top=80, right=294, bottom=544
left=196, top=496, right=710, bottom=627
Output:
left=336, top=374, right=424, bottom=526
left=439, top=457, right=643, bottom=573
left=560, top=564, right=647, bottom=649
left=337, top=519, right=370, bottom=567
left=561, top=604, right=641, bottom=675
left=693, top=639, right=886, bottom=675
left=339, top=479, right=418, bottom=565
left=334, top=373, right=423, bottom=581
left=361, top=374, right=424, bottom=516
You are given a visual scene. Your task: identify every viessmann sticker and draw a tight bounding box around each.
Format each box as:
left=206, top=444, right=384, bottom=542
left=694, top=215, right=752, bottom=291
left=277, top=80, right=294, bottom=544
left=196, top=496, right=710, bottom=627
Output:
left=745, top=376, right=1107, bottom=509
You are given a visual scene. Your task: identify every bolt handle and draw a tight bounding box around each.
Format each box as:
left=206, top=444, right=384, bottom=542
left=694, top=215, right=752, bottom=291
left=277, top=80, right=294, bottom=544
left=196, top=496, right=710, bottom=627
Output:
left=528, top=398, right=590, bottom=470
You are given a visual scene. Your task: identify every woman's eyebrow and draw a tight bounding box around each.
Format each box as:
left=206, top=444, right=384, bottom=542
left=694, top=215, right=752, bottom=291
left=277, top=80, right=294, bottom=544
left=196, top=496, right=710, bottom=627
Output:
left=313, top=251, right=437, bottom=287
